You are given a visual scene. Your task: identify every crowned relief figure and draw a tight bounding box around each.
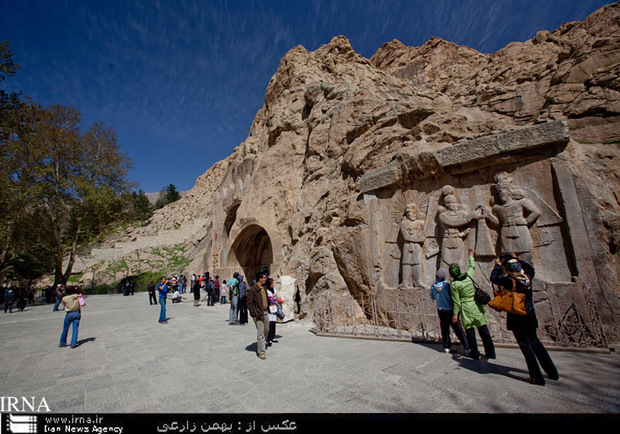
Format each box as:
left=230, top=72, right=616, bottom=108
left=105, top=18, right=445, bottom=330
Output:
left=476, top=171, right=541, bottom=264
left=437, top=186, right=475, bottom=267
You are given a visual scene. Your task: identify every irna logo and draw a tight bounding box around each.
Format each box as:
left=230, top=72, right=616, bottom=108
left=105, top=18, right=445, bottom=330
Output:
left=0, top=397, right=50, bottom=413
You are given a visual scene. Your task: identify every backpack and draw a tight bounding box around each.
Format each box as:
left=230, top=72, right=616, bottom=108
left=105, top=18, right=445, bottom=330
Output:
left=239, top=281, right=248, bottom=298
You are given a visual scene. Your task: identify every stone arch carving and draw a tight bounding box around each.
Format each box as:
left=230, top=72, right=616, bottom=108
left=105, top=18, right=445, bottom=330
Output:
left=224, top=200, right=242, bottom=237
left=225, top=224, right=274, bottom=279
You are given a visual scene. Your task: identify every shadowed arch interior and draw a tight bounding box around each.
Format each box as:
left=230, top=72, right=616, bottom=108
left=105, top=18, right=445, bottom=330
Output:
left=229, top=224, right=273, bottom=279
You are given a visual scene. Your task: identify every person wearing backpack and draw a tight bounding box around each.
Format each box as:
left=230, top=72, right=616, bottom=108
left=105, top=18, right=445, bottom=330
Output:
left=204, top=279, right=215, bottom=305
left=237, top=275, right=249, bottom=325
left=449, top=249, right=496, bottom=360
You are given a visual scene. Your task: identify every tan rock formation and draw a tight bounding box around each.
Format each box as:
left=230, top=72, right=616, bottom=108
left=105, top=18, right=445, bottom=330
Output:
left=80, top=3, right=619, bottom=347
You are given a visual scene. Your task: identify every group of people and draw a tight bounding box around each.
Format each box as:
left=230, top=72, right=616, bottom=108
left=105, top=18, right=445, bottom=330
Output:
left=431, top=249, right=559, bottom=386
left=3, top=280, right=86, bottom=350
left=41, top=249, right=559, bottom=383
left=2, top=285, right=34, bottom=313
left=45, top=249, right=560, bottom=382
left=151, top=269, right=282, bottom=360
left=247, top=271, right=283, bottom=359
left=215, top=270, right=283, bottom=354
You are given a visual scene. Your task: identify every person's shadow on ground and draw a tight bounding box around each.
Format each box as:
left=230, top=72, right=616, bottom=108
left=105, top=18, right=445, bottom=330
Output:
left=420, top=342, right=528, bottom=383
left=73, top=337, right=96, bottom=348
left=452, top=353, right=528, bottom=383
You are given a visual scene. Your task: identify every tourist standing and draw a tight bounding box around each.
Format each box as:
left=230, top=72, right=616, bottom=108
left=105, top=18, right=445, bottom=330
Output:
left=247, top=271, right=270, bottom=359
left=16, top=287, right=27, bottom=311
left=238, top=275, right=249, bottom=325
left=4, top=288, right=15, bottom=313
left=197, top=274, right=204, bottom=291
left=450, top=249, right=496, bottom=360
left=158, top=276, right=169, bottom=324
left=205, top=279, right=215, bottom=305
left=490, top=253, right=559, bottom=386
left=430, top=268, right=470, bottom=354
left=59, top=286, right=82, bottom=348
left=178, top=275, right=184, bottom=294
left=228, top=272, right=239, bottom=324
left=193, top=276, right=201, bottom=307
left=170, top=275, right=178, bottom=294
left=265, top=277, right=278, bottom=346
left=53, top=284, right=65, bottom=311
left=147, top=281, right=157, bottom=305
left=213, top=275, right=220, bottom=305
left=220, top=280, right=227, bottom=304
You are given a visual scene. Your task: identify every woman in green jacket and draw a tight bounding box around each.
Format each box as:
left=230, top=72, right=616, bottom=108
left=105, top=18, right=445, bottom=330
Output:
left=450, top=249, right=496, bottom=360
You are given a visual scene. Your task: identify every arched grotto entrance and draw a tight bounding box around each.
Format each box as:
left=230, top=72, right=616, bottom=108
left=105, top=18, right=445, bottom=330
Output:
left=227, top=224, right=273, bottom=280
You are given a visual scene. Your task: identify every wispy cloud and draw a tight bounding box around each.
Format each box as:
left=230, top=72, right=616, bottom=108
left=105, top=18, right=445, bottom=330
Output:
left=1, top=0, right=613, bottom=191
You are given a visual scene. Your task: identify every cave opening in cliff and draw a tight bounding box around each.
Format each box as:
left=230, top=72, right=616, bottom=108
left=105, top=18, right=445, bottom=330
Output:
left=229, top=224, right=273, bottom=279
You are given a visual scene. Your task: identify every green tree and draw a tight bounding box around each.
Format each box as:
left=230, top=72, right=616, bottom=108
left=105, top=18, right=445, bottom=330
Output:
left=153, top=183, right=181, bottom=210
left=2, top=103, right=133, bottom=285
left=1, top=42, right=133, bottom=285
left=0, top=41, right=45, bottom=281
left=165, top=183, right=181, bottom=203
left=0, top=40, right=19, bottom=82
left=130, top=189, right=153, bottom=221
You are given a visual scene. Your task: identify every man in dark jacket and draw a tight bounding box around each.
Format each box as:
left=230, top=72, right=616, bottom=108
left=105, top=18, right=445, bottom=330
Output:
left=147, top=281, right=157, bottom=305
left=247, top=271, right=270, bottom=359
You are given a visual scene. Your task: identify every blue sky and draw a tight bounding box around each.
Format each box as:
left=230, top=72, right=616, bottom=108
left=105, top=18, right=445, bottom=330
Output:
left=0, top=0, right=613, bottom=193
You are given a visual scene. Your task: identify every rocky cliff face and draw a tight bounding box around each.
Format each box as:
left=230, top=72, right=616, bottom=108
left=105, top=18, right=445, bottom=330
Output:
left=371, top=3, right=620, bottom=144
left=81, top=3, right=619, bottom=345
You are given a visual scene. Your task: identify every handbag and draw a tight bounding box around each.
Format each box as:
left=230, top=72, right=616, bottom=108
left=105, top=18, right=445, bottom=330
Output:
left=488, top=279, right=526, bottom=315
left=276, top=307, right=285, bottom=320
left=468, top=276, right=491, bottom=305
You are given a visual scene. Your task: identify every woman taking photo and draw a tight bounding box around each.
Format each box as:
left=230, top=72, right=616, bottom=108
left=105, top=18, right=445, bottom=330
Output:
left=490, top=253, right=559, bottom=386
left=450, top=249, right=496, bottom=360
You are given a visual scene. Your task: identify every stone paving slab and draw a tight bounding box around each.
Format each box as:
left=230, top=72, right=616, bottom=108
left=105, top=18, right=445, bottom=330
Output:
left=0, top=293, right=619, bottom=417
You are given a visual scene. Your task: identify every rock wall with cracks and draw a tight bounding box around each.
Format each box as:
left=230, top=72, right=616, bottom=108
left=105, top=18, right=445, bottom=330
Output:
left=76, top=4, right=620, bottom=346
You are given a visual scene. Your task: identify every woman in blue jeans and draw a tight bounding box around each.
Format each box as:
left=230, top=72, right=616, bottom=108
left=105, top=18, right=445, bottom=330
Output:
left=59, top=287, right=82, bottom=348
left=53, top=284, right=65, bottom=311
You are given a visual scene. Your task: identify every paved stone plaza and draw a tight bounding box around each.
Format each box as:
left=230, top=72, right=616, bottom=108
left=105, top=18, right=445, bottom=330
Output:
left=0, top=293, right=618, bottom=415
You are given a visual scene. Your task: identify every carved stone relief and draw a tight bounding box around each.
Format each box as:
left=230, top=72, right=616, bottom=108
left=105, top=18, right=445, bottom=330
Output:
left=393, top=192, right=430, bottom=288
left=337, top=122, right=615, bottom=348
left=437, top=185, right=476, bottom=267
left=474, top=170, right=563, bottom=265
left=343, top=159, right=608, bottom=347
left=382, top=164, right=567, bottom=290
